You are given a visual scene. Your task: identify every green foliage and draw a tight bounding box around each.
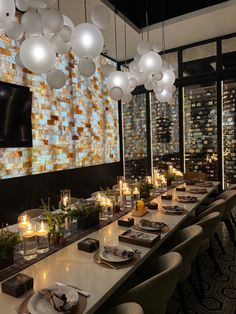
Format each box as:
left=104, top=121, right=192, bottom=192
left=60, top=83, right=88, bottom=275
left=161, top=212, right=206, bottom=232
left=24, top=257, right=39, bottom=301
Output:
left=46, top=211, right=66, bottom=237
left=138, top=182, right=154, bottom=199
left=99, top=187, right=117, bottom=203
left=40, top=197, right=55, bottom=212
left=0, top=228, right=20, bottom=259
left=70, top=199, right=101, bottom=219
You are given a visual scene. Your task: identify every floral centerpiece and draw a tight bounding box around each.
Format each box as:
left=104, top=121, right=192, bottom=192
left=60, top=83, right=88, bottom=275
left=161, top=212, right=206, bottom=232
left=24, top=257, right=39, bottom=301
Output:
left=138, top=181, right=154, bottom=200
left=71, top=199, right=101, bottom=229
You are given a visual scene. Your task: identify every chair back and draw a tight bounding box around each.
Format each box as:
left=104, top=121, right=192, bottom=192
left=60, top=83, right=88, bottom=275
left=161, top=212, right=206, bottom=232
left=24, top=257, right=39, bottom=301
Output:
left=226, top=184, right=236, bottom=191
left=120, top=252, right=182, bottom=314
left=107, top=302, right=144, bottom=314
left=184, top=172, right=207, bottom=180
left=196, top=212, right=221, bottom=239
left=217, top=190, right=236, bottom=219
left=197, top=199, right=225, bottom=220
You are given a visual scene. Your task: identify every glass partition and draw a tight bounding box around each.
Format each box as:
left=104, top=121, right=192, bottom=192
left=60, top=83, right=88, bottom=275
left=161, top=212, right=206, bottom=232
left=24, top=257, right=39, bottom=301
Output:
left=223, top=80, right=236, bottom=186
left=123, top=93, right=150, bottom=179
left=184, top=83, right=218, bottom=180
left=151, top=92, right=180, bottom=170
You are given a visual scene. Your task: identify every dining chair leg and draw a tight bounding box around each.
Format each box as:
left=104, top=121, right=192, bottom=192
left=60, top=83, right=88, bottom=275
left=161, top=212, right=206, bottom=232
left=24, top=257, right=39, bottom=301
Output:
left=194, top=257, right=205, bottom=302
left=207, top=240, right=221, bottom=273
left=224, top=218, right=236, bottom=248
left=230, top=212, right=236, bottom=226
left=177, top=282, right=189, bottom=314
left=213, top=232, right=226, bottom=255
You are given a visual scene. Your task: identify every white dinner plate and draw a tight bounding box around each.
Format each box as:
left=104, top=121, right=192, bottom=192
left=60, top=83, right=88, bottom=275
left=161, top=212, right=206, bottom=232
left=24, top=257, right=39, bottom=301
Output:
left=28, top=284, right=79, bottom=314
left=138, top=223, right=166, bottom=231
left=100, top=245, right=134, bottom=263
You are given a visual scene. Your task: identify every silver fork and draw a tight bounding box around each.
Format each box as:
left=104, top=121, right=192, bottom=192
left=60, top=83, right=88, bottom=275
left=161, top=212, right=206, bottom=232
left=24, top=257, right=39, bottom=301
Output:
left=96, top=258, right=120, bottom=270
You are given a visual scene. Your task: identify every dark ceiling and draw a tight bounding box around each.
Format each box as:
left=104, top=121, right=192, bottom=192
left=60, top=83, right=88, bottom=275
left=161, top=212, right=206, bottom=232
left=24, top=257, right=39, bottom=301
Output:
left=103, top=0, right=229, bottom=29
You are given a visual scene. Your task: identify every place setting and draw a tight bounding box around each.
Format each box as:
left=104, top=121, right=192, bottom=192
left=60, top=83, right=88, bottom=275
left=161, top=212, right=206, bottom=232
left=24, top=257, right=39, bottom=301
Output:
left=18, top=282, right=89, bottom=314
left=133, top=218, right=170, bottom=234
left=187, top=187, right=208, bottom=194
left=194, top=181, right=214, bottom=187
left=160, top=205, right=188, bottom=215
left=94, top=245, right=141, bottom=270
left=176, top=195, right=199, bottom=203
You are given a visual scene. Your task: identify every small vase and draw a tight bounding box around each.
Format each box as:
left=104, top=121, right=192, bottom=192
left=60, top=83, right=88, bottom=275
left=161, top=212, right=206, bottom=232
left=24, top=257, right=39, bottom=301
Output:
left=77, top=212, right=99, bottom=229
left=49, top=233, right=59, bottom=246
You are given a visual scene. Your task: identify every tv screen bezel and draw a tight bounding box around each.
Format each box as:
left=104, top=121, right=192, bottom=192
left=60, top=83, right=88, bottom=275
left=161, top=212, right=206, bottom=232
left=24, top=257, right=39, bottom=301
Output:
left=0, top=81, right=33, bottom=148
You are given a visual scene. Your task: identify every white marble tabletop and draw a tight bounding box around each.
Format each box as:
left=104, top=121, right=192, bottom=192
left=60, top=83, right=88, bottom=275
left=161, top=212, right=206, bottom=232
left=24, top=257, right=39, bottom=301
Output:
left=0, top=182, right=219, bottom=314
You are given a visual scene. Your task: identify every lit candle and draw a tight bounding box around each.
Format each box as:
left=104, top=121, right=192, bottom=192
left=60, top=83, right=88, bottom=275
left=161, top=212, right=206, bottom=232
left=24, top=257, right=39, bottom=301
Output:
left=23, top=223, right=37, bottom=260
left=63, top=195, right=68, bottom=207
left=37, top=221, right=49, bottom=254
left=18, top=214, right=29, bottom=230
left=37, top=221, right=48, bottom=237
left=23, top=223, right=35, bottom=238
left=133, top=187, right=140, bottom=195
left=119, top=180, right=124, bottom=210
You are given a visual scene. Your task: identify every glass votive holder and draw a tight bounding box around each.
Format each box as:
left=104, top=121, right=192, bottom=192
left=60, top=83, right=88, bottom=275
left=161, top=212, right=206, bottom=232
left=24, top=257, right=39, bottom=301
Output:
left=123, top=187, right=132, bottom=208
left=100, top=204, right=108, bottom=220
left=107, top=200, right=113, bottom=218
left=132, top=187, right=140, bottom=208
left=60, top=189, right=71, bottom=210
left=18, top=214, right=30, bottom=255
left=23, top=223, right=37, bottom=260
left=37, top=221, right=49, bottom=254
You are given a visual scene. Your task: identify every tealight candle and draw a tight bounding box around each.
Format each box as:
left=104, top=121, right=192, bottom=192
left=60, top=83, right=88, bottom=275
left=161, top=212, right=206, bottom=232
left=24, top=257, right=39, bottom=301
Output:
left=119, top=180, right=125, bottom=211
left=23, top=223, right=37, bottom=260
left=132, top=187, right=140, bottom=208
left=18, top=214, right=29, bottom=230
left=37, top=221, right=49, bottom=254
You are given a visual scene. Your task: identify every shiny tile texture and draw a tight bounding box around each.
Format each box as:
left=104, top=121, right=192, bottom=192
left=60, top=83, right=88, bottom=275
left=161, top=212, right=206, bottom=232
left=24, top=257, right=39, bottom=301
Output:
left=0, top=35, right=120, bottom=179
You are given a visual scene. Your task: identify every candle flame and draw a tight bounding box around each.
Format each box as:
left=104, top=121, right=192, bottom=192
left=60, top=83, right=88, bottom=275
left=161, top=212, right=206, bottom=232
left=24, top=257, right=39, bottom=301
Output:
left=40, top=221, right=45, bottom=232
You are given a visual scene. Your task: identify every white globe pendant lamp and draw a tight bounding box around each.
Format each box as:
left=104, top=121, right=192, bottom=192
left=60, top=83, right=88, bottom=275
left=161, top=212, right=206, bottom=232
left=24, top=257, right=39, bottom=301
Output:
left=78, top=57, right=96, bottom=78
left=107, top=71, right=128, bottom=91
left=110, top=86, right=123, bottom=101
left=20, top=36, right=56, bottom=74
left=71, top=23, right=104, bottom=58
left=0, top=0, right=15, bottom=26
left=91, top=5, right=110, bottom=29
left=140, top=51, right=162, bottom=74
left=46, top=69, right=66, bottom=89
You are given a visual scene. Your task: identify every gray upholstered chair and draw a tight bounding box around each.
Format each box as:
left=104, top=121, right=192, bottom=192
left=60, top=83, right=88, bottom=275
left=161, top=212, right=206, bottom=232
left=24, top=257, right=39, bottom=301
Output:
left=217, top=190, right=236, bottom=247
left=197, top=199, right=226, bottom=254
left=107, top=302, right=144, bottom=314
left=168, top=225, right=203, bottom=313
left=116, top=252, right=182, bottom=314
left=194, top=212, right=222, bottom=299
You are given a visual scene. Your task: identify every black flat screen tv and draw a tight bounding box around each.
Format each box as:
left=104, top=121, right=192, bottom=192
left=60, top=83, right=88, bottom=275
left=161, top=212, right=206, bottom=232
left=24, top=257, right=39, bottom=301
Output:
left=0, top=82, right=33, bottom=148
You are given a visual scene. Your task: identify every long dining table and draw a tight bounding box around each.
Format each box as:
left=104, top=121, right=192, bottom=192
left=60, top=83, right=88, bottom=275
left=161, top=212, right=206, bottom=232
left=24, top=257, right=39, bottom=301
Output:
left=0, top=181, right=220, bottom=314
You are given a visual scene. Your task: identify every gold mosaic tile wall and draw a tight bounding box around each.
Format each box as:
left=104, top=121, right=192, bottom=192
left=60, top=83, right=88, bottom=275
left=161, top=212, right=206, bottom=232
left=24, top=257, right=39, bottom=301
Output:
left=0, top=35, right=120, bottom=179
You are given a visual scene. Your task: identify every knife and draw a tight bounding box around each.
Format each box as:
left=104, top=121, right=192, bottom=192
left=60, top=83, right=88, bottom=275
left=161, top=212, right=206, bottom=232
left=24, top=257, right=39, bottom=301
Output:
left=55, top=282, right=90, bottom=297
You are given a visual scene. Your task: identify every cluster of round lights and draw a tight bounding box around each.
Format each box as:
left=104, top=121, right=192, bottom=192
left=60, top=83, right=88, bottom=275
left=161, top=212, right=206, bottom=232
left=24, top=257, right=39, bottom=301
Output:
left=106, top=39, right=177, bottom=104
left=0, top=0, right=110, bottom=89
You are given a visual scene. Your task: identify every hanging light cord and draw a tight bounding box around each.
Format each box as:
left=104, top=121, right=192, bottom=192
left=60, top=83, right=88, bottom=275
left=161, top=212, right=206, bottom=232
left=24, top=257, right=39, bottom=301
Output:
left=84, top=0, right=87, bottom=23
left=57, top=0, right=60, bottom=11
left=145, top=0, right=150, bottom=42
left=114, top=10, right=118, bottom=63
left=124, top=3, right=127, bottom=68
left=146, top=11, right=149, bottom=42
left=161, top=0, right=166, bottom=59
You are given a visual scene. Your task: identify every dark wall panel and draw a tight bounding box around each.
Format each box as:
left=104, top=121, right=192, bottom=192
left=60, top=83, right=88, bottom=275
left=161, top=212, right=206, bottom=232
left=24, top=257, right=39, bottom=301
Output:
left=0, top=162, right=122, bottom=225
